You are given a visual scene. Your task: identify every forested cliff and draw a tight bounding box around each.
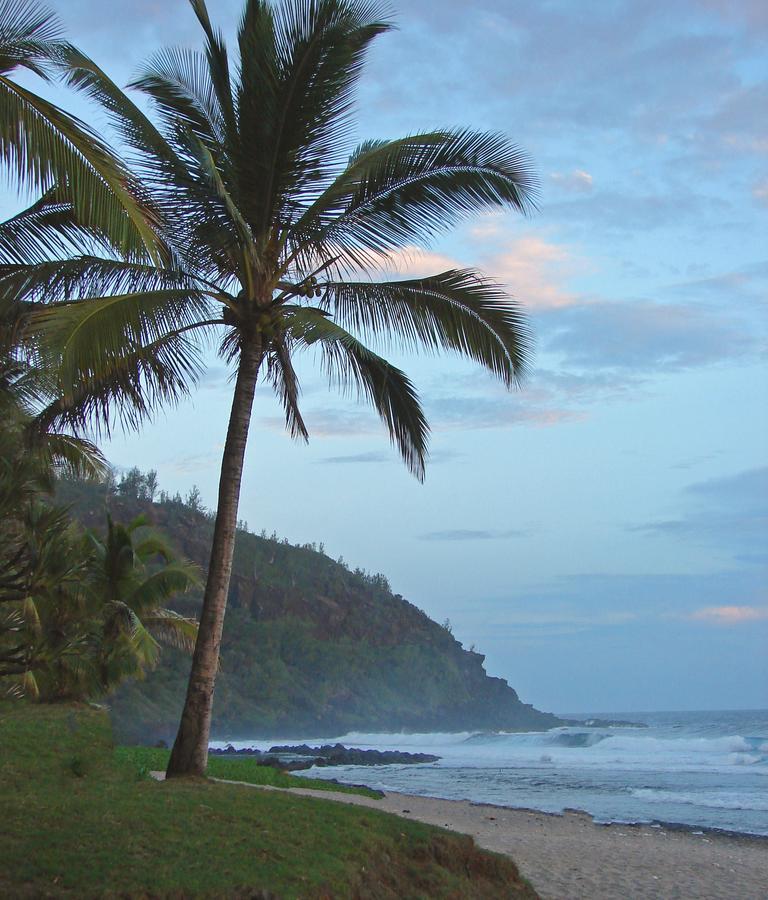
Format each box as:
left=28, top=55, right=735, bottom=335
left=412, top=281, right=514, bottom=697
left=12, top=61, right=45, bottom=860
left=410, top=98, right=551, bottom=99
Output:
left=57, top=476, right=561, bottom=743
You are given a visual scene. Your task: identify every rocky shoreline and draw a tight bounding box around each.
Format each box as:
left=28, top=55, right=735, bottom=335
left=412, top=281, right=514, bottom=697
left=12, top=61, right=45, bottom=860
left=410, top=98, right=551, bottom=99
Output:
left=208, top=742, right=440, bottom=771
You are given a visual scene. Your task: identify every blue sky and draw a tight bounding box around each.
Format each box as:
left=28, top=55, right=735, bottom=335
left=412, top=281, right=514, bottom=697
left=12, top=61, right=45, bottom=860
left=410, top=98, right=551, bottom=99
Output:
left=8, top=0, right=767, bottom=712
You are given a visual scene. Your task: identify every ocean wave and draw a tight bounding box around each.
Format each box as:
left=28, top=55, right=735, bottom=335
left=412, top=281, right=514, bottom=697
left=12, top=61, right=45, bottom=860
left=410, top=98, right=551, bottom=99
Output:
left=333, top=730, right=478, bottom=748
left=457, top=731, right=768, bottom=767
left=631, top=788, right=768, bottom=812
left=241, top=726, right=768, bottom=773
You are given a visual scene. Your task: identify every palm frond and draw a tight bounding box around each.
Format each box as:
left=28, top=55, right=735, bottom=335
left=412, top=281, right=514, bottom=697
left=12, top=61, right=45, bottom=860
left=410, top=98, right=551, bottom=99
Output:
left=130, top=45, right=225, bottom=147
left=286, top=129, right=537, bottom=272
left=144, top=608, right=198, bottom=653
left=0, top=0, right=63, bottom=79
left=127, top=612, right=161, bottom=669
left=31, top=287, right=217, bottom=398
left=287, top=306, right=428, bottom=479
left=0, top=191, right=116, bottom=264
left=322, top=268, right=532, bottom=386
left=132, top=534, right=174, bottom=563
left=0, top=255, right=197, bottom=305
left=0, top=73, right=162, bottom=261
left=187, top=136, right=257, bottom=287
left=21, top=667, right=39, bottom=699
left=266, top=334, right=309, bottom=440
left=188, top=0, right=237, bottom=142
left=238, top=0, right=392, bottom=235
left=125, top=564, right=200, bottom=617
left=34, top=431, right=107, bottom=480
left=60, top=46, right=187, bottom=194
left=35, top=328, right=210, bottom=437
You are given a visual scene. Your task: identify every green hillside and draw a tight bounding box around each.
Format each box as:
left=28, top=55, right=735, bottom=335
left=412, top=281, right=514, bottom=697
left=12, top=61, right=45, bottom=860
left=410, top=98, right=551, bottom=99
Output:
left=56, top=475, right=560, bottom=744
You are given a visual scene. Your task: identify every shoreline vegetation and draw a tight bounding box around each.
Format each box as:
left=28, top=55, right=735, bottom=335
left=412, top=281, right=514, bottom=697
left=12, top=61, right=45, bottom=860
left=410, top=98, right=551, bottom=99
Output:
left=1, top=702, right=537, bottom=898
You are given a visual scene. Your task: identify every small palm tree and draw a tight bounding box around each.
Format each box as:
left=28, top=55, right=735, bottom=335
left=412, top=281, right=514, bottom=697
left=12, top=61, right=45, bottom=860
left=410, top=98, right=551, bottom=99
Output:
left=1, top=504, right=199, bottom=700
left=16, top=0, right=537, bottom=775
left=0, top=360, right=104, bottom=694
left=86, top=514, right=199, bottom=694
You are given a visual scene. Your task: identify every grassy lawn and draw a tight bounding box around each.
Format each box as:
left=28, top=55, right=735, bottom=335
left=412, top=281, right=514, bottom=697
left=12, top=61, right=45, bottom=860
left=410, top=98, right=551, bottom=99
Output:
left=116, top=744, right=383, bottom=798
left=0, top=702, right=537, bottom=898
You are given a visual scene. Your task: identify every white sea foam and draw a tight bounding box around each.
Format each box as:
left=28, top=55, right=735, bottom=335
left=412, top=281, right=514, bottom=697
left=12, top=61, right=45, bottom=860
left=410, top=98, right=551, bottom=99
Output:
left=311, top=728, right=768, bottom=773
left=217, top=711, right=768, bottom=835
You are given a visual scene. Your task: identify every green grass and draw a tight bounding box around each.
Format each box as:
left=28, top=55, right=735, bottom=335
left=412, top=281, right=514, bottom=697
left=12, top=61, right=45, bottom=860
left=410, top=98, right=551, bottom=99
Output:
left=116, top=744, right=383, bottom=798
left=0, top=702, right=538, bottom=898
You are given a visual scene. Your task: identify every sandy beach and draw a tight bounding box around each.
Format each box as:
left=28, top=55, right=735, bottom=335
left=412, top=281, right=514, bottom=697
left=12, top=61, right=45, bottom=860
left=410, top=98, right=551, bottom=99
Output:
left=201, top=777, right=768, bottom=900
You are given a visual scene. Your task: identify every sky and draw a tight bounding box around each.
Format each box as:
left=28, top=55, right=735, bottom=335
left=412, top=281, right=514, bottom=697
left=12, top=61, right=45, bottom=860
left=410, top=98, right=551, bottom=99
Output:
left=7, top=0, right=767, bottom=713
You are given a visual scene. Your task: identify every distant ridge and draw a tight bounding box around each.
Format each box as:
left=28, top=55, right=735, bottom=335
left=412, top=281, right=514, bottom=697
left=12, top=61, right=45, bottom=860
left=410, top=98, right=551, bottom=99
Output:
left=57, top=477, right=562, bottom=744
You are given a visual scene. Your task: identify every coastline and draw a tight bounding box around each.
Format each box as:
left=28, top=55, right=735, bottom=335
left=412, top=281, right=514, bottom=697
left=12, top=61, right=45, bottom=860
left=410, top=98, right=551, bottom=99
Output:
left=224, top=779, right=767, bottom=900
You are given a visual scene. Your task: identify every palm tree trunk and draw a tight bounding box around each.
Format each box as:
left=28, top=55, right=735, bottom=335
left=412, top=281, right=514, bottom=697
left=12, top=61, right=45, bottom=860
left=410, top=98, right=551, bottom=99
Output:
left=166, top=338, right=263, bottom=777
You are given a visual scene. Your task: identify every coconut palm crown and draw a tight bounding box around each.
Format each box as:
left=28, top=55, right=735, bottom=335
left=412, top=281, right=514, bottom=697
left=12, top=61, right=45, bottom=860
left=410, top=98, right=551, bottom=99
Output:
left=12, top=0, right=538, bottom=775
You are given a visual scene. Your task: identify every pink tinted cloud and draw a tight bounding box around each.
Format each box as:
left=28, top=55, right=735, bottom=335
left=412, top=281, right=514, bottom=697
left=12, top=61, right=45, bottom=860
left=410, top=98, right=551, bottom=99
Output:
left=488, top=236, right=580, bottom=310
left=690, top=605, right=768, bottom=624
left=381, top=236, right=583, bottom=312
left=753, top=180, right=768, bottom=208
left=381, top=245, right=463, bottom=279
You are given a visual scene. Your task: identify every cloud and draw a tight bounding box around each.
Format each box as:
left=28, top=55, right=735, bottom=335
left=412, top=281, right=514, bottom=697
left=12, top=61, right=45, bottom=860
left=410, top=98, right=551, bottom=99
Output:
left=549, top=170, right=594, bottom=194
left=380, top=245, right=464, bottom=279
left=425, top=394, right=586, bottom=431
left=317, top=447, right=462, bottom=465
left=419, top=528, right=530, bottom=541
left=667, top=263, right=768, bottom=300
left=753, top=180, right=768, bottom=208
left=468, top=212, right=507, bottom=240
left=499, top=569, right=768, bottom=628
left=481, top=610, right=638, bottom=629
left=544, top=187, right=730, bottom=234
left=318, top=450, right=390, bottom=464
left=262, top=407, right=379, bottom=438
left=162, top=451, right=219, bottom=474
left=378, top=236, right=583, bottom=317
left=670, top=454, right=718, bottom=471
left=631, top=468, right=768, bottom=565
left=265, top=368, right=605, bottom=443
left=488, top=236, right=581, bottom=310
left=542, top=298, right=755, bottom=371
left=689, top=605, right=768, bottom=624
left=696, top=0, right=768, bottom=30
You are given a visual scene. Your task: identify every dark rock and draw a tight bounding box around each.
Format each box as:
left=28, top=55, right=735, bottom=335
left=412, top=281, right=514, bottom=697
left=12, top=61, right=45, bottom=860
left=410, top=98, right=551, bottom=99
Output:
left=266, top=743, right=439, bottom=766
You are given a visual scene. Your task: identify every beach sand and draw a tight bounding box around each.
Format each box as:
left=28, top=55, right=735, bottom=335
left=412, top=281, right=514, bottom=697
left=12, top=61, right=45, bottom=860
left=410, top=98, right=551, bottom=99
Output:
left=199, top=777, right=768, bottom=899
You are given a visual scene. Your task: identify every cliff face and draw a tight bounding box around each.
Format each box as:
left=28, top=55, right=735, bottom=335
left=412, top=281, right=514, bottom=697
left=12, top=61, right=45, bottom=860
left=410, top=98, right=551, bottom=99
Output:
left=57, top=479, right=561, bottom=743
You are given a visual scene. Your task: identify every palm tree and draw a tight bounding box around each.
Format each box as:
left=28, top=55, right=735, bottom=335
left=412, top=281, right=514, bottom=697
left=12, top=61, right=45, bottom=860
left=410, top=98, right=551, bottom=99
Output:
left=0, top=0, right=161, bottom=260
left=15, top=0, right=537, bottom=775
left=2, top=506, right=199, bottom=702
left=86, top=514, right=199, bottom=695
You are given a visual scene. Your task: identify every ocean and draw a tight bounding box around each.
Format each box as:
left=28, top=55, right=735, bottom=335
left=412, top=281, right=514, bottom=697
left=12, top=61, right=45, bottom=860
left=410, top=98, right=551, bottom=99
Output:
left=217, top=709, right=768, bottom=836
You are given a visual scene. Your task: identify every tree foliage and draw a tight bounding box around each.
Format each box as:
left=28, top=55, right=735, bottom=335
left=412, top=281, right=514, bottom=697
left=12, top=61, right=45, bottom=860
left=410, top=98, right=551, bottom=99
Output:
left=0, top=428, right=200, bottom=700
